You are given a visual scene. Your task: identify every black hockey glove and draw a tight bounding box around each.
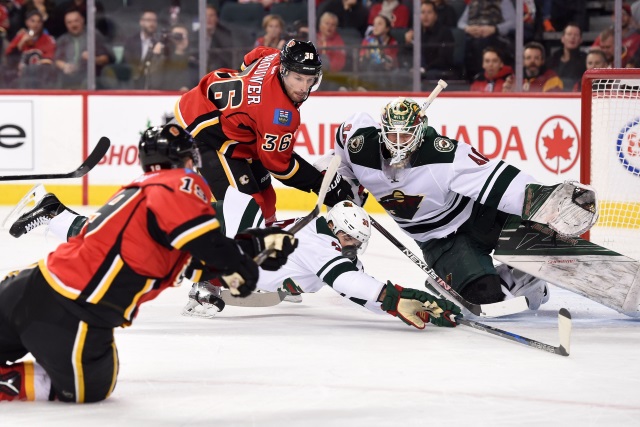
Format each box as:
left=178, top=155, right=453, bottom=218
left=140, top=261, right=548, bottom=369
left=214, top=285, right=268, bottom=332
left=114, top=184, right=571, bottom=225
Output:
left=234, top=227, right=298, bottom=271
left=220, top=252, right=259, bottom=297
left=314, top=171, right=354, bottom=207
left=380, top=282, right=462, bottom=329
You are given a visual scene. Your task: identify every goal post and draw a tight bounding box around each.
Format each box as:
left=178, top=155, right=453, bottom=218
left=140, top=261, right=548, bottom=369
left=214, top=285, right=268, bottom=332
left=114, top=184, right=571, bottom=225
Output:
left=581, top=69, right=640, bottom=261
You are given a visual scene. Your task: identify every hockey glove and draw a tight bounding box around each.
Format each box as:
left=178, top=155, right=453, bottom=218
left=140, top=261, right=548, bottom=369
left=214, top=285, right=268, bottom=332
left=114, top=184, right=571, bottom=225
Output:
left=220, top=252, right=259, bottom=297
left=234, top=227, right=298, bottom=271
left=314, top=172, right=354, bottom=208
left=380, top=282, right=462, bottom=329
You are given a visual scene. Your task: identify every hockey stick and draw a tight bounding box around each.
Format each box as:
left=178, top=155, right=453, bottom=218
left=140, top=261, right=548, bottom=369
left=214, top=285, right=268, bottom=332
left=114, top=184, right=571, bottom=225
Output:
left=369, top=217, right=529, bottom=317
left=420, top=79, right=448, bottom=116
left=221, top=155, right=342, bottom=302
left=456, top=308, right=572, bottom=356
left=0, top=137, right=110, bottom=181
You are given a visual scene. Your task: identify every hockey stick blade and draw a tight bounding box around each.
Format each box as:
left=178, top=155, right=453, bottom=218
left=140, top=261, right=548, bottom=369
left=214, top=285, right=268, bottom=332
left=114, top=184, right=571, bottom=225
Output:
left=0, top=137, right=110, bottom=181
left=220, top=290, right=287, bottom=307
left=252, top=155, right=341, bottom=265
left=456, top=308, right=572, bottom=356
left=370, top=217, right=528, bottom=317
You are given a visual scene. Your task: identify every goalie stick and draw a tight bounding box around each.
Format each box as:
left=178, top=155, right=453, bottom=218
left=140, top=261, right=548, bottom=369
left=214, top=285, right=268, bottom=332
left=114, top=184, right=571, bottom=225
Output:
left=221, top=155, right=342, bottom=304
left=369, top=217, right=529, bottom=317
left=456, top=308, right=572, bottom=356
left=0, top=137, right=110, bottom=181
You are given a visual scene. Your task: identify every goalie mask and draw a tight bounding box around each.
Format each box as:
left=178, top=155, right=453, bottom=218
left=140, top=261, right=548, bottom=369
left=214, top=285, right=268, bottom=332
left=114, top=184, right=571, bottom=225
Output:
left=139, top=124, right=201, bottom=172
left=326, top=201, right=372, bottom=260
left=380, top=97, right=426, bottom=167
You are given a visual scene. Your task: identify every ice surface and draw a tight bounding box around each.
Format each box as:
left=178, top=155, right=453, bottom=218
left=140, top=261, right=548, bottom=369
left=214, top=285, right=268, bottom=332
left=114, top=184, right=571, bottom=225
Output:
left=1, top=207, right=639, bottom=426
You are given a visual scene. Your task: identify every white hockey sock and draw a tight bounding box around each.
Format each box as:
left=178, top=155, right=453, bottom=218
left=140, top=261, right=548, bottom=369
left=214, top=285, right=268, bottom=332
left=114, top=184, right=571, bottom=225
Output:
left=31, top=361, right=52, bottom=401
left=49, top=209, right=81, bottom=242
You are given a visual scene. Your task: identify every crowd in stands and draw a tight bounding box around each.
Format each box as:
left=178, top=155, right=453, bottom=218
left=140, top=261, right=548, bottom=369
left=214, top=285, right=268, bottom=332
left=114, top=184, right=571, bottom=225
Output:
left=0, top=0, right=639, bottom=92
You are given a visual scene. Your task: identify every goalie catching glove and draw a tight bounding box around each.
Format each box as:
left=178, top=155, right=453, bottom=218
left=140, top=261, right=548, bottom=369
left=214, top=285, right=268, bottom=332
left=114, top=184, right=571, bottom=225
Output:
left=380, top=282, right=461, bottom=329
left=234, top=227, right=298, bottom=271
left=522, top=181, right=599, bottom=237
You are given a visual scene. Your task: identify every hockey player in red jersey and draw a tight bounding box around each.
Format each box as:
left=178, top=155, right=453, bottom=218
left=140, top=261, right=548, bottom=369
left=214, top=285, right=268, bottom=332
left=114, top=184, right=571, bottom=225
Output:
left=175, top=39, right=354, bottom=224
left=0, top=124, right=297, bottom=403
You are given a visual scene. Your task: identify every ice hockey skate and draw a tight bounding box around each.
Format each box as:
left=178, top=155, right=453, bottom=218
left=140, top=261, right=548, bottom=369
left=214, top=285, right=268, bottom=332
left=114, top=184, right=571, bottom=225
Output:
left=182, top=281, right=226, bottom=318
left=497, top=264, right=550, bottom=310
left=9, top=192, right=65, bottom=238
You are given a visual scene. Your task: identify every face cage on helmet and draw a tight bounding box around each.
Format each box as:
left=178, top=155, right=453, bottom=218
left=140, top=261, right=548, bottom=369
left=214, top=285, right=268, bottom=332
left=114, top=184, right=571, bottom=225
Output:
left=381, top=123, right=424, bottom=165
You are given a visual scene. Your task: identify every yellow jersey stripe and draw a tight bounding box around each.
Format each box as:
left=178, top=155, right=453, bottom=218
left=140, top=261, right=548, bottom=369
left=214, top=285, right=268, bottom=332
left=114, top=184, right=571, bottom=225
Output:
left=216, top=151, right=237, bottom=189
left=23, top=361, right=35, bottom=401
left=171, top=218, right=220, bottom=249
left=106, top=340, right=118, bottom=398
left=72, top=321, right=88, bottom=403
left=38, top=259, right=81, bottom=300
left=191, top=117, right=220, bottom=137
left=124, top=279, right=155, bottom=321
left=270, top=159, right=300, bottom=180
left=86, top=256, right=124, bottom=304
left=174, top=100, right=186, bottom=127
left=218, top=139, right=238, bottom=155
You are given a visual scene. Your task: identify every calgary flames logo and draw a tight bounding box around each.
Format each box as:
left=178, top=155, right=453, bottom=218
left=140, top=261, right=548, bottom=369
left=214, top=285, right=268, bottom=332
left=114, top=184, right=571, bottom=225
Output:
left=379, top=190, right=423, bottom=219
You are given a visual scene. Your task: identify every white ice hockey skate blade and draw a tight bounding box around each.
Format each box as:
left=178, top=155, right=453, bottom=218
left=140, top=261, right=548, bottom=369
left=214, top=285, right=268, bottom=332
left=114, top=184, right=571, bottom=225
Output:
left=1, top=184, right=47, bottom=229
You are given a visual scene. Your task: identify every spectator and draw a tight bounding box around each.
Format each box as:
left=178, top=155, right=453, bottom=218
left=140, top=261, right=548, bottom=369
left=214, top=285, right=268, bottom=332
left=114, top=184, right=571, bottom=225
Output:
left=318, top=0, right=369, bottom=36
left=367, top=0, right=410, bottom=29
left=432, top=0, right=458, bottom=28
left=54, top=8, right=112, bottom=89
left=19, top=0, right=55, bottom=34
left=254, top=14, right=286, bottom=49
left=457, top=0, right=516, bottom=81
left=597, top=28, right=633, bottom=68
left=317, top=11, right=346, bottom=73
left=49, top=0, right=111, bottom=40
left=505, top=41, right=562, bottom=92
left=122, top=10, right=159, bottom=89
left=572, top=49, right=609, bottom=91
left=469, top=46, right=513, bottom=92
left=400, top=0, right=454, bottom=79
left=592, top=4, right=640, bottom=63
left=359, top=14, right=398, bottom=71
left=203, top=4, right=236, bottom=71
left=547, top=23, right=586, bottom=92
left=146, top=23, right=195, bottom=91
left=544, top=0, right=587, bottom=32
left=238, top=0, right=278, bottom=10
left=4, top=9, right=56, bottom=88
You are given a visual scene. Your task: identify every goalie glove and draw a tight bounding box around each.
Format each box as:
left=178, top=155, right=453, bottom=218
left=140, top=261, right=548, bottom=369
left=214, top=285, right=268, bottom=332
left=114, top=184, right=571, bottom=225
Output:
left=234, top=227, right=298, bottom=271
left=380, top=282, right=462, bottom=329
left=522, top=181, right=599, bottom=237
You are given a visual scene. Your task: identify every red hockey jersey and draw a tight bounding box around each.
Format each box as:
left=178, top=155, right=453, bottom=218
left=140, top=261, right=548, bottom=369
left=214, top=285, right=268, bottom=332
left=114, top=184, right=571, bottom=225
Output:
left=39, top=169, right=218, bottom=327
left=175, top=47, right=308, bottom=184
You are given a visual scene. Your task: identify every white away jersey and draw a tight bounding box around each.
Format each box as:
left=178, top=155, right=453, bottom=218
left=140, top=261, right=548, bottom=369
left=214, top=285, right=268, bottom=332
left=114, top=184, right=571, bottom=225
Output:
left=219, top=187, right=386, bottom=312
left=334, top=112, right=538, bottom=242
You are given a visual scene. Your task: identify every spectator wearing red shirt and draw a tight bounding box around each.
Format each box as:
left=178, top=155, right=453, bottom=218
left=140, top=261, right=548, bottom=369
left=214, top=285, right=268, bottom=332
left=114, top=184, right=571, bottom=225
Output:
left=359, top=14, right=398, bottom=71
left=367, top=0, right=409, bottom=29
left=4, top=10, right=56, bottom=88
left=470, top=46, right=513, bottom=92
left=591, top=4, right=640, bottom=61
left=510, top=42, right=563, bottom=92
left=317, top=11, right=346, bottom=73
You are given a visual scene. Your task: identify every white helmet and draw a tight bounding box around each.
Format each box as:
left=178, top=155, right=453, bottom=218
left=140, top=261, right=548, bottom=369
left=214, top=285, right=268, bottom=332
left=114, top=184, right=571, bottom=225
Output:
left=326, top=201, right=372, bottom=258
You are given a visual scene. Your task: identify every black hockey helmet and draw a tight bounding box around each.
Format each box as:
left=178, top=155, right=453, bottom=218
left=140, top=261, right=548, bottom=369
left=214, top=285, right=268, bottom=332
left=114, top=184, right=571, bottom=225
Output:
left=138, top=124, right=201, bottom=172
left=280, top=39, right=322, bottom=77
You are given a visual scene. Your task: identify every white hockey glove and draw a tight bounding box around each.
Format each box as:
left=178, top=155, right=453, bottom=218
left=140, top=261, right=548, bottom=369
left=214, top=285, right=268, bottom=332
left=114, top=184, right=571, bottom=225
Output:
left=522, top=181, right=599, bottom=237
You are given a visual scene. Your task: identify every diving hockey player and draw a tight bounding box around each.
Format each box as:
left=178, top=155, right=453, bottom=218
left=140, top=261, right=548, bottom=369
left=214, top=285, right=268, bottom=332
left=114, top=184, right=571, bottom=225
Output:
left=0, top=125, right=297, bottom=402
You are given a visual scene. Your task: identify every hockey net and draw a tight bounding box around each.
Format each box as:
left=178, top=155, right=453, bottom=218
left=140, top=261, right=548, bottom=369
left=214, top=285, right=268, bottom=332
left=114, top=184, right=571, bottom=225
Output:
left=581, top=69, right=640, bottom=261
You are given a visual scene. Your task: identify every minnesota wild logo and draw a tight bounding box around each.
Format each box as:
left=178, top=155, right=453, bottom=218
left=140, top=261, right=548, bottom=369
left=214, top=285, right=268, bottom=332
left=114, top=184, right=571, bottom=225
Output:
left=379, top=190, right=423, bottom=219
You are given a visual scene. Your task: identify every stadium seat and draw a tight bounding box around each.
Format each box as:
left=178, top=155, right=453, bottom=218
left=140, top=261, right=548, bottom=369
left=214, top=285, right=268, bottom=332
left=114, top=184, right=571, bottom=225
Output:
left=220, top=3, right=266, bottom=30
left=270, top=2, right=308, bottom=24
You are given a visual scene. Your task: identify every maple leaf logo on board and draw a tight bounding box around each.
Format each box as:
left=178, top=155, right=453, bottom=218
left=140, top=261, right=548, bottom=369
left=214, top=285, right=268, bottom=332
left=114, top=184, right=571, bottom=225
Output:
left=535, top=116, right=580, bottom=174
left=542, top=122, right=574, bottom=160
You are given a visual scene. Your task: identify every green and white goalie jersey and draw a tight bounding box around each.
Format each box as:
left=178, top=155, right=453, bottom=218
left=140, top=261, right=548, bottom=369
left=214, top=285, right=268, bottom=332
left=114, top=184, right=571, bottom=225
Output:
left=334, top=112, right=538, bottom=242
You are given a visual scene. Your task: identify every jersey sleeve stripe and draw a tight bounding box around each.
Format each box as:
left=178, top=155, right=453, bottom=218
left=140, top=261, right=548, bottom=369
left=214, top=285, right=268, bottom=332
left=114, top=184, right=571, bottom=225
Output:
left=171, top=217, right=220, bottom=249
left=401, top=196, right=472, bottom=234
left=483, top=164, right=520, bottom=208
left=191, top=117, right=220, bottom=138
left=239, top=199, right=263, bottom=231
left=123, top=278, right=156, bottom=321
left=174, top=100, right=186, bottom=127
left=38, top=258, right=81, bottom=300
left=316, top=256, right=357, bottom=280
left=477, top=161, right=505, bottom=203
left=219, top=139, right=239, bottom=155
left=72, top=321, right=88, bottom=403
left=85, top=256, right=124, bottom=304
left=270, top=158, right=300, bottom=180
left=336, top=123, right=345, bottom=149
left=321, top=261, right=360, bottom=287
